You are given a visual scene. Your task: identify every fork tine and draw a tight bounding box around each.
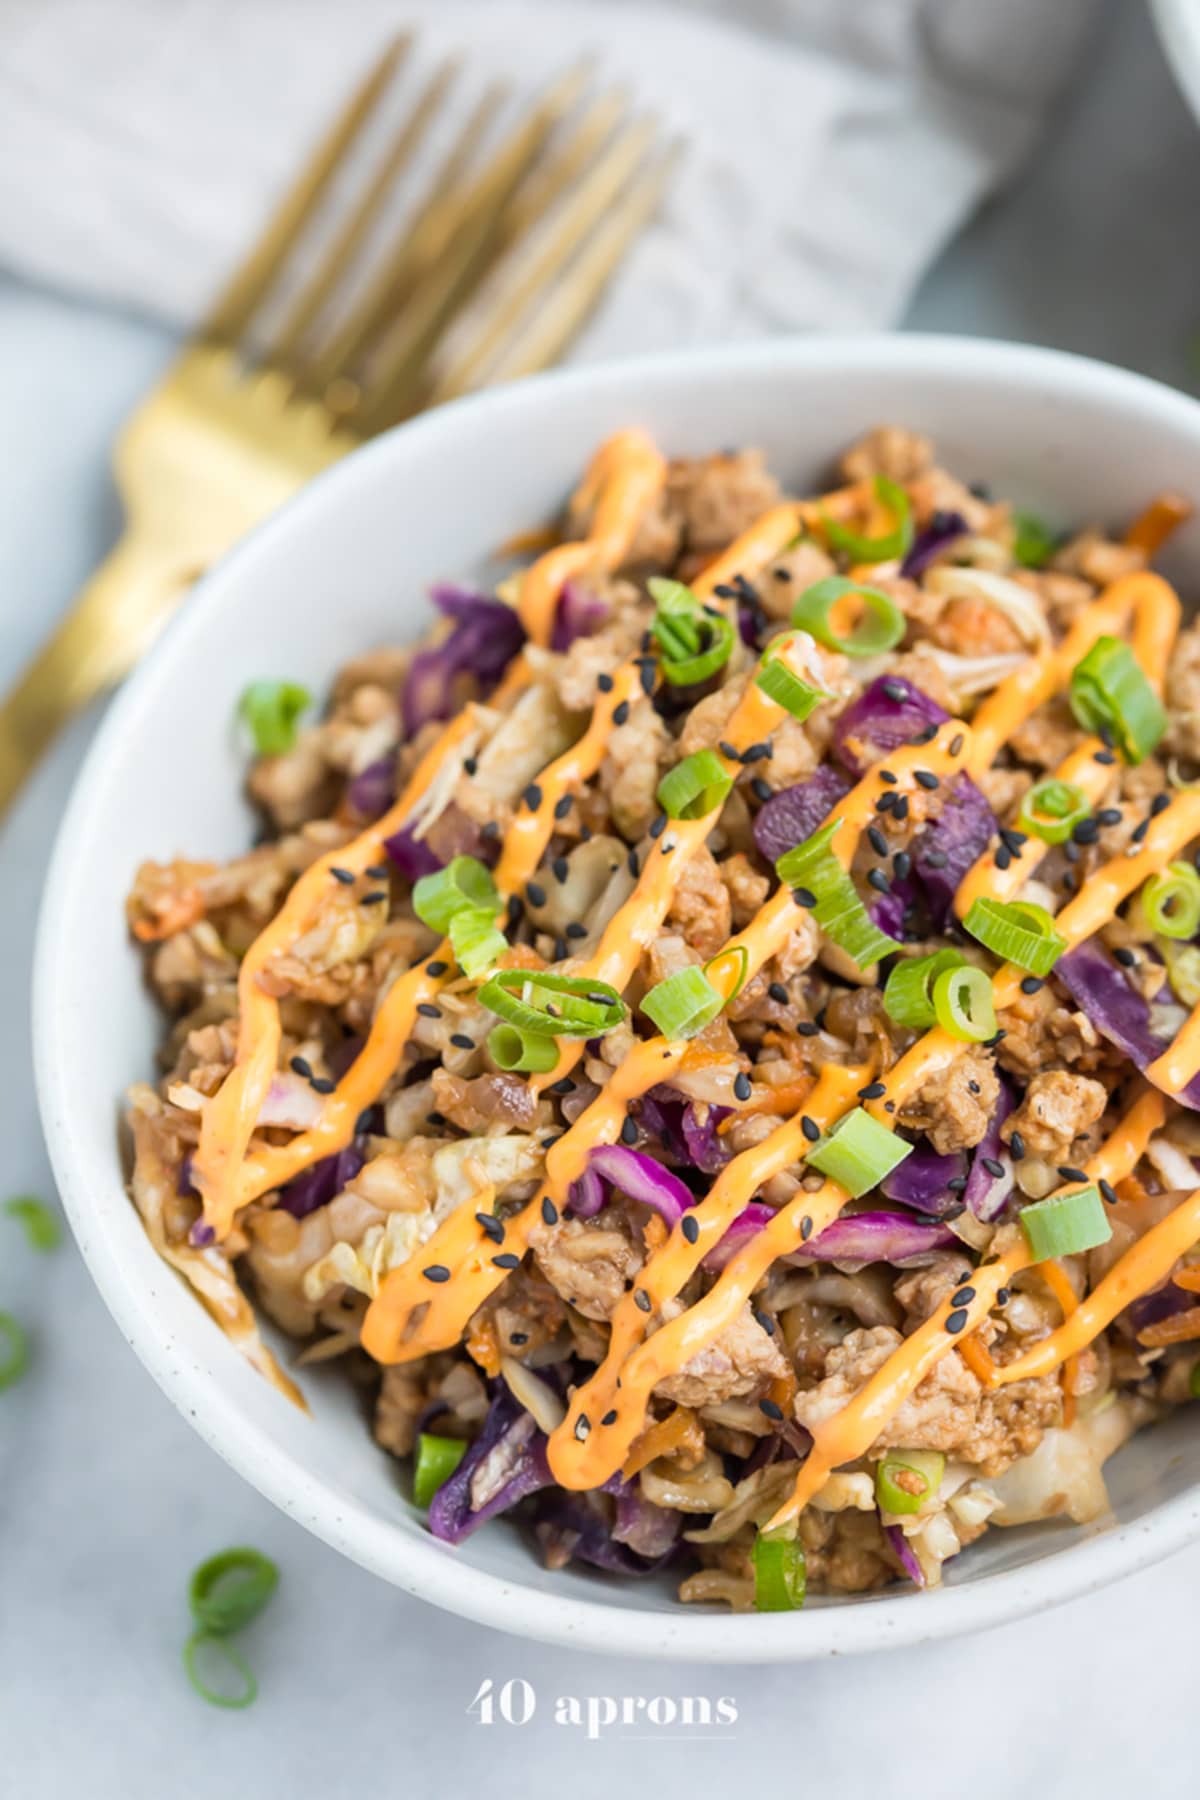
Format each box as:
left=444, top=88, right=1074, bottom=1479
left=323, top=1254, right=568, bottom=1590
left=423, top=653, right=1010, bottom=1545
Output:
left=500, top=88, right=628, bottom=245
left=353, top=65, right=592, bottom=431
left=428, top=111, right=660, bottom=405
left=481, top=142, right=681, bottom=389
left=267, top=56, right=462, bottom=368
left=202, top=33, right=409, bottom=345
left=303, top=79, right=509, bottom=393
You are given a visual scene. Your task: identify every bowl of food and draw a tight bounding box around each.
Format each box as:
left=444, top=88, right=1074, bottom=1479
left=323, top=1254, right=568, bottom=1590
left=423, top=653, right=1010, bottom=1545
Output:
left=34, top=335, right=1200, bottom=1660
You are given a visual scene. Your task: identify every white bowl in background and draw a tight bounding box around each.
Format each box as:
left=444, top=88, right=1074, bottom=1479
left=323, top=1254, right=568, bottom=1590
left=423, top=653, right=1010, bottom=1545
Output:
left=1153, top=0, right=1200, bottom=123
left=33, top=336, right=1200, bottom=1660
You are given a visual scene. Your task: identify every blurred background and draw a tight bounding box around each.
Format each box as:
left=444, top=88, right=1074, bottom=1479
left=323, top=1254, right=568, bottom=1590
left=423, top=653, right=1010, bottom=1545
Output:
left=2, top=0, right=1199, bottom=1794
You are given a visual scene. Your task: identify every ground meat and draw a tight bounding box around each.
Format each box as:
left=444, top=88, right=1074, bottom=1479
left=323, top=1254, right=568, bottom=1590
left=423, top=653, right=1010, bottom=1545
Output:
left=374, top=1355, right=488, bottom=1458
left=669, top=450, right=782, bottom=555
left=663, top=844, right=733, bottom=957
left=719, top=852, right=770, bottom=926
left=754, top=542, right=837, bottom=622
left=248, top=734, right=339, bottom=829
left=974, top=764, right=1033, bottom=820
left=1018, top=569, right=1096, bottom=631
left=1008, top=699, right=1086, bottom=772
left=996, top=984, right=1110, bottom=1078
left=823, top=987, right=899, bottom=1070
left=1052, top=529, right=1145, bottom=589
left=654, top=1305, right=788, bottom=1407
left=679, top=677, right=745, bottom=758
left=430, top=1069, right=539, bottom=1134
left=882, top=647, right=959, bottom=714
left=556, top=603, right=650, bottom=711
left=1165, top=621, right=1200, bottom=760
left=795, top=1326, right=979, bottom=1451
left=797, top=1507, right=893, bottom=1594
left=952, top=1378, right=1064, bottom=1476
left=528, top=1206, right=643, bottom=1320
left=930, top=596, right=1025, bottom=658
left=1001, top=1070, right=1108, bottom=1162
left=896, top=1045, right=999, bottom=1153
left=600, top=695, right=672, bottom=839
left=838, top=426, right=933, bottom=487
left=893, top=1254, right=974, bottom=1330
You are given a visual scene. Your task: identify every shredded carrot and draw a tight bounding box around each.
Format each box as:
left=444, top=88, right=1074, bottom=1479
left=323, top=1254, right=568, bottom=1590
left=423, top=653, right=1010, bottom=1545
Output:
left=465, top=1315, right=502, bottom=1378
left=1173, top=1265, right=1200, bottom=1294
left=132, top=888, right=207, bottom=941
left=1037, top=1261, right=1081, bottom=1425
left=1124, top=491, right=1194, bottom=558
left=1116, top=1173, right=1157, bottom=1209
left=767, top=1368, right=797, bottom=1414
left=1137, top=1305, right=1200, bottom=1348
left=621, top=1405, right=699, bottom=1478
left=720, top=1077, right=814, bottom=1125
left=497, top=523, right=560, bottom=557
left=957, top=1334, right=996, bottom=1384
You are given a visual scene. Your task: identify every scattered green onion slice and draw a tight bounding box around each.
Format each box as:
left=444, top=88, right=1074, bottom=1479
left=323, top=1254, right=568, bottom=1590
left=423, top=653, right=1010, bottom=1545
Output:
left=487, top=1024, right=560, bottom=1073
left=1019, top=1185, right=1112, bottom=1261
left=641, top=966, right=724, bottom=1040
left=412, top=855, right=500, bottom=934
left=478, top=970, right=626, bottom=1039
left=1068, top=635, right=1167, bottom=764
left=933, top=964, right=997, bottom=1044
left=1160, top=938, right=1200, bottom=1006
left=413, top=1432, right=468, bottom=1508
left=704, top=944, right=750, bottom=1004
left=1142, top=861, right=1200, bottom=941
left=883, top=950, right=965, bottom=1030
left=822, top=474, right=914, bottom=564
left=657, top=750, right=735, bottom=821
left=1012, top=510, right=1057, bottom=569
left=755, top=651, right=828, bottom=723
left=0, top=1312, right=28, bottom=1390
left=776, top=820, right=901, bottom=970
left=791, top=576, right=905, bottom=658
left=4, top=1195, right=60, bottom=1252
left=805, top=1107, right=912, bottom=1198
left=183, top=1630, right=258, bottom=1710
left=647, top=576, right=736, bottom=685
left=1017, top=778, right=1091, bottom=846
left=448, top=908, right=508, bottom=980
left=237, top=680, right=312, bottom=757
left=188, top=1548, right=279, bottom=1637
left=876, top=1449, right=946, bottom=1517
left=962, top=896, right=1066, bottom=977
left=752, top=1528, right=807, bottom=1612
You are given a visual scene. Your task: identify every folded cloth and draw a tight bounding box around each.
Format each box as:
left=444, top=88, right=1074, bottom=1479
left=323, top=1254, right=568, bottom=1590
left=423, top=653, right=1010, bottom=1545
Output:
left=0, top=0, right=1096, bottom=354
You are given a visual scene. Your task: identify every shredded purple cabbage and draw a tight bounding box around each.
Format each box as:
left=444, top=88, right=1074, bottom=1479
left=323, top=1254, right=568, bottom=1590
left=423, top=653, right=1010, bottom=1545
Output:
left=912, top=774, right=995, bottom=929
left=400, top=585, right=525, bottom=736
left=702, top=1201, right=775, bottom=1272
left=345, top=755, right=396, bottom=821
left=880, top=1142, right=968, bottom=1216
left=1126, top=1280, right=1198, bottom=1335
left=1057, top=937, right=1200, bottom=1110
left=278, top=1145, right=365, bottom=1220
left=383, top=804, right=493, bottom=881
left=534, top=1485, right=679, bottom=1575
left=751, top=766, right=852, bottom=865
left=638, top=1086, right=731, bottom=1173
left=963, top=1076, right=1016, bottom=1221
left=833, top=676, right=949, bottom=778
left=787, top=1210, right=957, bottom=1269
left=884, top=1523, right=926, bottom=1586
left=551, top=580, right=608, bottom=652
left=899, top=509, right=968, bottom=580
left=427, top=1382, right=553, bottom=1544
left=567, top=1145, right=694, bottom=1226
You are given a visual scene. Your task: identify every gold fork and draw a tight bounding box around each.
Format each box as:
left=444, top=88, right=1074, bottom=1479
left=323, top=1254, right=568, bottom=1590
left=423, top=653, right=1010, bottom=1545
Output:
left=0, top=35, right=675, bottom=817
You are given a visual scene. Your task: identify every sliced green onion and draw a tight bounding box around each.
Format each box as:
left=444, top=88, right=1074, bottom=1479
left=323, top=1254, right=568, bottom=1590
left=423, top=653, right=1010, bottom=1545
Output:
left=755, top=652, right=828, bottom=723
left=933, top=964, right=997, bottom=1043
left=413, top=1432, right=468, bottom=1508
left=478, top=970, right=626, bottom=1039
left=188, top=1548, right=279, bottom=1637
left=412, top=855, right=500, bottom=934
left=448, top=907, right=508, bottom=979
left=805, top=1107, right=912, bottom=1198
left=822, top=474, right=914, bottom=564
left=487, top=1024, right=560, bottom=1073
left=962, top=896, right=1066, bottom=977
left=1012, top=510, right=1057, bottom=569
left=752, top=1527, right=807, bottom=1612
left=1142, top=861, right=1200, bottom=940
left=183, top=1630, right=258, bottom=1710
left=883, top=950, right=965, bottom=1030
left=1160, top=938, right=1200, bottom=1006
left=657, top=749, right=735, bottom=821
left=647, top=576, right=735, bottom=685
left=1019, top=1185, right=1112, bottom=1261
left=704, top=944, right=750, bottom=1003
left=4, top=1195, right=60, bottom=1252
left=0, top=1312, right=28, bottom=1390
left=641, top=966, right=724, bottom=1040
left=876, top=1449, right=945, bottom=1517
left=776, top=820, right=900, bottom=970
left=791, top=576, right=905, bottom=658
left=1017, top=779, right=1091, bottom=846
left=1068, top=635, right=1167, bottom=764
left=237, top=680, right=312, bottom=757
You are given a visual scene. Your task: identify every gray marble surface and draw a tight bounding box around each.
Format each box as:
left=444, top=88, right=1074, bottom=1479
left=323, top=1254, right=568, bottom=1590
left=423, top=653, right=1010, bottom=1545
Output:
left=3, top=2, right=1200, bottom=1794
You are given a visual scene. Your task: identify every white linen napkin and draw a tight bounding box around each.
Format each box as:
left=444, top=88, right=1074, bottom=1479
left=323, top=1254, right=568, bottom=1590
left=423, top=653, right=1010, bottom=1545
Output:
left=0, top=0, right=1096, bottom=352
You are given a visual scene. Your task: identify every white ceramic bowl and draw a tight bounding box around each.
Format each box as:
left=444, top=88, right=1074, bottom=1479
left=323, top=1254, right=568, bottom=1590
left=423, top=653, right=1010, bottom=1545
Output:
left=34, top=336, right=1200, bottom=1661
left=1153, top=0, right=1200, bottom=125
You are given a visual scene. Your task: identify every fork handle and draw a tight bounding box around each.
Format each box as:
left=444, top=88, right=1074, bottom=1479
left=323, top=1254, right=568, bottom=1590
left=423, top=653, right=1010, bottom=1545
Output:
left=0, top=529, right=196, bottom=819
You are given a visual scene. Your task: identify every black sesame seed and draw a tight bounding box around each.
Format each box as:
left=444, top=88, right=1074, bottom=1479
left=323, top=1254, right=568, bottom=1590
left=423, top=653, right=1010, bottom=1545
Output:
left=995, top=846, right=1012, bottom=871
left=1130, top=819, right=1150, bottom=844
left=868, top=868, right=891, bottom=894
left=549, top=1077, right=576, bottom=1095
left=417, top=1002, right=442, bottom=1019
left=1058, top=1165, right=1088, bottom=1183
left=449, top=1033, right=474, bottom=1051
left=463, top=757, right=479, bottom=776
left=945, top=1307, right=968, bottom=1335
left=801, top=1115, right=821, bottom=1142
left=868, top=824, right=888, bottom=857
left=620, top=1116, right=639, bottom=1145
left=640, top=662, right=656, bottom=695
left=1000, top=827, right=1027, bottom=851
left=1100, top=1178, right=1118, bottom=1205
left=330, top=866, right=356, bottom=885
left=968, top=1080, right=981, bottom=1095
left=792, top=886, right=816, bottom=908
left=681, top=1214, right=700, bottom=1244
left=541, top=1133, right=563, bottom=1151
left=526, top=881, right=547, bottom=907
left=1072, top=818, right=1099, bottom=845
left=733, top=1072, right=752, bottom=1101
left=924, top=849, right=948, bottom=869
left=914, top=769, right=939, bottom=791
left=661, top=839, right=676, bottom=856
left=552, top=857, right=569, bottom=884
left=893, top=850, right=912, bottom=880
left=1063, top=841, right=1081, bottom=864
left=361, top=889, right=388, bottom=905
left=597, top=673, right=614, bottom=693
left=1094, top=748, right=1117, bottom=765
left=1096, top=808, right=1122, bottom=827
left=426, top=960, right=448, bottom=978
left=951, top=1285, right=976, bottom=1307
left=947, top=1175, right=969, bottom=1193
left=996, top=1287, right=1011, bottom=1306
left=884, top=1100, right=896, bottom=1113
left=912, top=725, right=940, bottom=746
left=422, top=1264, right=450, bottom=1283
left=751, top=777, right=773, bottom=803
left=355, top=1110, right=375, bottom=1136
left=310, top=1076, right=335, bottom=1095
left=798, top=1020, right=820, bottom=1037
left=506, top=895, right=523, bottom=925
left=881, top=679, right=907, bottom=703
left=759, top=1397, right=785, bottom=1422
left=875, top=792, right=897, bottom=815
left=613, top=700, right=630, bottom=726
left=800, top=1216, right=813, bottom=1241
left=553, top=935, right=568, bottom=962
left=768, top=981, right=790, bottom=1004
left=477, top=1212, right=505, bottom=1242
left=1113, top=946, right=1137, bottom=968
left=1062, top=869, right=1079, bottom=893
left=982, top=1157, right=1005, bottom=1179
left=365, top=864, right=390, bottom=878
left=1152, top=792, right=1171, bottom=816
left=880, top=769, right=898, bottom=785
left=892, top=794, right=909, bottom=822
left=649, top=813, right=668, bottom=839
left=565, top=921, right=587, bottom=940
left=554, top=795, right=573, bottom=820
left=1020, top=976, right=1043, bottom=994
left=524, top=784, right=544, bottom=812
left=741, top=742, right=771, bottom=764
left=492, top=1253, right=520, bottom=1271
left=1010, top=1130, right=1026, bottom=1161
left=541, top=1197, right=559, bottom=1226
left=634, top=1289, right=651, bottom=1313
left=949, top=733, right=965, bottom=758
left=718, top=740, right=739, bottom=760
left=290, top=1055, right=312, bottom=1078
left=753, top=1307, right=776, bottom=1335
left=858, top=1081, right=886, bottom=1100
left=601, top=1409, right=618, bottom=1427
left=425, top=1111, right=447, bottom=1128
